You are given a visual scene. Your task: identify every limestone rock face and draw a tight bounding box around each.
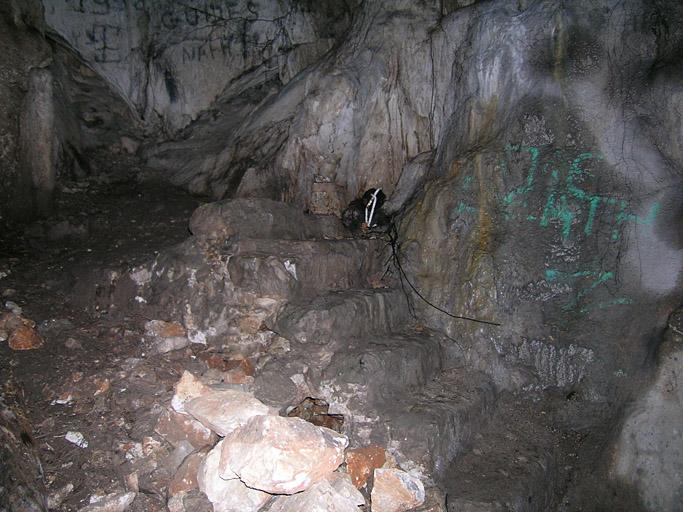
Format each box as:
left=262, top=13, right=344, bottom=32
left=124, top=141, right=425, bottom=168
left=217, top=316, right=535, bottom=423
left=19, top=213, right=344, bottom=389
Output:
left=185, top=390, right=272, bottom=437
left=0, top=1, right=51, bottom=221
left=219, top=415, right=348, bottom=494
left=610, top=323, right=683, bottom=511
left=20, top=67, right=55, bottom=217
left=41, top=0, right=353, bottom=134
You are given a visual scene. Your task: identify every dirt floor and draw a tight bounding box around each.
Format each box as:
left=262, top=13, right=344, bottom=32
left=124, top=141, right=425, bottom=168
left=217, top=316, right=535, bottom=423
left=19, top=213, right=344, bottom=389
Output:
left=0, top=171, right=214, bottom=511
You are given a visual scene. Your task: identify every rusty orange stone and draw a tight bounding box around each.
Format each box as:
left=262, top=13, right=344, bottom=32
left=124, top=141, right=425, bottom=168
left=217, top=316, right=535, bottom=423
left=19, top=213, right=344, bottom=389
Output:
left=157, top=321, right=186, bottom=338
left=8, top=325, right=43, bottom=350
left=346, top=445, right=387, bottom=489
left=168, top=449, right=207, bottom=496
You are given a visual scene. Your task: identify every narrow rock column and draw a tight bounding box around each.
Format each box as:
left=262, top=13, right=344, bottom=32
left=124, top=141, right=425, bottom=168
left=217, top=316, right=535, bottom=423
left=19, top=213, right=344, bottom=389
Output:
left=20, top=66, right=55, bottom=217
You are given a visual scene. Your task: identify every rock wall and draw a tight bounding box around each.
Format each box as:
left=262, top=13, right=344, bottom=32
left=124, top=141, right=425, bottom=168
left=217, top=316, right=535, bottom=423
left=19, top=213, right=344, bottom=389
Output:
left=140, top=0, right=683, bottom=405
left=42, top=0, right=355, bottom=134
left=611, top=312, right=683, bottom=511
left=0, top=2, right=51, bottom=221
left=398, top=0, right=683, bottom=400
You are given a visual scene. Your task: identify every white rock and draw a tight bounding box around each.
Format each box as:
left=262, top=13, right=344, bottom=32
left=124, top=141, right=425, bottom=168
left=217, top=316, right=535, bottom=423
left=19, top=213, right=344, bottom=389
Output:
left=65, top=431, right=88, bottom=448
left=185, top=389, right=272, bottom=436
left=220, top=415, right=348, bottom=494
left=77, top=492, right=136, bottom=512
left=197, top=440, right=270, bottom=512
left=268, top=473, right=365, bottom=512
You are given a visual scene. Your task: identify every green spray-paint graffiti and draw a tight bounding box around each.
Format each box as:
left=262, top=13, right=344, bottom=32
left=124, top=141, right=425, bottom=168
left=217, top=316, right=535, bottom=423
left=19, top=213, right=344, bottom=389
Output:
left=499, top=144, right=661, bottom=241
left=544, top=269, right=633, bottom=314
left=450, top=144, right=662, bottom=315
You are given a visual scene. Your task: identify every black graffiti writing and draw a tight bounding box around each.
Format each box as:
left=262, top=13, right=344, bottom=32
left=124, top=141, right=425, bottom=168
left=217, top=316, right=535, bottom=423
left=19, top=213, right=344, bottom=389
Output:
left=85, top=23, right=122, bottom=63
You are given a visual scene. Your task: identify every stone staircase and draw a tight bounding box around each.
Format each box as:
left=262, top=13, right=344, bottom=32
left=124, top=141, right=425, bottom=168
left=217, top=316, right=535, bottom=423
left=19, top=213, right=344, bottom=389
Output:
left=116, top=198, right=569, bottom=509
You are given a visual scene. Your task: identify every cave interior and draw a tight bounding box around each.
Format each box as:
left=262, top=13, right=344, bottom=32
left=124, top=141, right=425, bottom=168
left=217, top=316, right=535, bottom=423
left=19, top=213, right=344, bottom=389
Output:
left=1, top=1, right=682, bottom=511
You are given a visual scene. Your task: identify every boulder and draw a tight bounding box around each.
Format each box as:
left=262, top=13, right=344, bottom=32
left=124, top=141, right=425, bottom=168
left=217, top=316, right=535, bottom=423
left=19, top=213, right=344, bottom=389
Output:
left=168, top=450, right=207, bottom=497
left=267, top=473, right=365, bottom=512
left=197, top=440, right=270, bottom=512
left=345, top=445, right=387, bottom=489
left=220, top=415, right=348, bottom=494
left=154, top=408, right=216, bottom=449
left=185, top=390, right=272, bottom=437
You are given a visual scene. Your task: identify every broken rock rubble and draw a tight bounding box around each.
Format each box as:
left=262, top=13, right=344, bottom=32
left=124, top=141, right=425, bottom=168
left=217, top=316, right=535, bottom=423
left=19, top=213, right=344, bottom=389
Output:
left=153, top=371, right=428, bottom=511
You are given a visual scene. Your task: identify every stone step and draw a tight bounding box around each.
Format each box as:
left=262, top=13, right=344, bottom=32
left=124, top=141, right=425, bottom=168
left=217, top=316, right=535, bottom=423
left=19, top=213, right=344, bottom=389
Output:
left=189, top=198, right=347, bottom=241
left=442, top=394, right=564, bottom=512
left=375, top=368, right=496, bottom=480
left=272, top=288, right=411, bottom=344
left=314, top=331, right=445, bottom=413
left=226, top=238, right=384, bottom=297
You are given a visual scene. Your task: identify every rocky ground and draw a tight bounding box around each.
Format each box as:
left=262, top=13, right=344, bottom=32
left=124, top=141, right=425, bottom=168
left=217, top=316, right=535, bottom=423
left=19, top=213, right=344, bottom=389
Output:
left=0, top=170, right=433, bottom=512
left=0, top=171, right=205, bottom=511
left=0, top=166, right=653, bottom=512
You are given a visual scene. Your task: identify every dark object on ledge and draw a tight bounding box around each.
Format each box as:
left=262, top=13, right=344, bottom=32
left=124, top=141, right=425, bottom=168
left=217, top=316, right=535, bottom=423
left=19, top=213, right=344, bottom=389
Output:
left=342, top=188, right=390, bottom=232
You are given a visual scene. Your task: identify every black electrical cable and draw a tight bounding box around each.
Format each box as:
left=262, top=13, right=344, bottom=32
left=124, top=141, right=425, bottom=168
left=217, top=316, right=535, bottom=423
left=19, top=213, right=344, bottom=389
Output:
left=386, top=223, right=502, bottom=327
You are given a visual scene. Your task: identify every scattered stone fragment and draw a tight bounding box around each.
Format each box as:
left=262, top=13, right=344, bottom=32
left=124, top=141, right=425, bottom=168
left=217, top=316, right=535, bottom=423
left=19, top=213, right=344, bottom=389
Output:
left=171, top=371, right=211, bottom=414
left=145, top=319, right=186, bottom=338
left=65, top=337, right=83, bottom=349
left=48, top=483, right=75, bottom=509
left=167, top=490, right=213, bottom=512
left=346, top=445, right=387, bottom=489
left=8, top=324, right=44, bottom=350
left=125, top=472, right=139, bottom=493
left=168, top=449, right=207, bottom=497
left=200, top=353, right=256, bottom=384
left=65, top=431, right=88, bottom=448
left=0, top=328, right=8, bottom=342
left=155, top=408, right=217, bottom=449
left=287, top=397, right=344, bottom=433
left=267, top=472, right=365, bottom=512
left=93, top=377, right=111, bottom=396
left=371, top=468, right=425, bottom=512
left=4, top=300, right=22, bottom=315
left=0, top=312, right=28, bottom=331
left=197, top=440, right=270, bottom=512
left=77, top=491, right=136, bottom=512
left=220, top=415, right=348, bottom=494
left=145, top=319, right=189, bottom=353
left=185, top=389, right=272, bottom=436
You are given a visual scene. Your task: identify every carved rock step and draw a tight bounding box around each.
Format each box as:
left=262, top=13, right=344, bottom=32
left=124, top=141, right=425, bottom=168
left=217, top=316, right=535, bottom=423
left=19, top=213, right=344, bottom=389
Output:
left=442, top=394, right=563, bottom=512
left=272, top=289, right=411, bottom=344
left=226, top=238, right=383, bottom=296
left=373, top=368, right=496, bottom=480
left=315, top=331, right=445, bottom=413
